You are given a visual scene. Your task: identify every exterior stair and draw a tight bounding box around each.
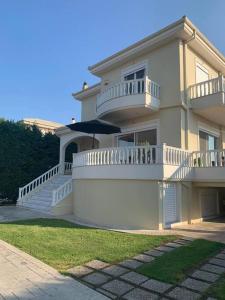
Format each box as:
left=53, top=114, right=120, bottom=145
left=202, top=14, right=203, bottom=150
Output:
left=17, top=163, right=73, bottom=215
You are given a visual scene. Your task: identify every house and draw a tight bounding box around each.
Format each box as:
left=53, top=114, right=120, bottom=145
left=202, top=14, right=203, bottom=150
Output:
left=23, top=118, right=63, bottom=135
left=17, top=16, right=225, bottom=230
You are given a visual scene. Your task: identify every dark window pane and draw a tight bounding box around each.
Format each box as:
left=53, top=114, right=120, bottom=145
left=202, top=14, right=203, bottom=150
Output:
left=135, top=69, right=145, bottom=79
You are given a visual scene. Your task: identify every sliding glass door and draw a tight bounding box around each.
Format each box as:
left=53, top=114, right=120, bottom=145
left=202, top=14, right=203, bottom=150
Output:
left=117, top=129, right=157, bottom=147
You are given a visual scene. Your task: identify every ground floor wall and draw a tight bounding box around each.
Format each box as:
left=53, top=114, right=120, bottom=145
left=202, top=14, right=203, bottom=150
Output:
left=71, top=178, right=225, bottom=230
left=73, top=179, right=160, bottom=230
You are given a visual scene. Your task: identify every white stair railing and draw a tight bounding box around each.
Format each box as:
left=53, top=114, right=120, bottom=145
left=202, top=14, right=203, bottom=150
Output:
left=52, top=179, right=72, bottom=206
left=18, top=162, right=72, bottom=202
left=64, top=162, right=72, bottom=174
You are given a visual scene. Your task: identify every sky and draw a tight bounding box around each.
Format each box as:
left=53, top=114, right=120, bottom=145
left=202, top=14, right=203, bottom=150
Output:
left=0, top=0, right=225, bottom=125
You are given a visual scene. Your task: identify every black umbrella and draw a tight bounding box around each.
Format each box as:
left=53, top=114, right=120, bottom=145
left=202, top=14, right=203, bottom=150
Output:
left=66, top=119, right=121, bottom=149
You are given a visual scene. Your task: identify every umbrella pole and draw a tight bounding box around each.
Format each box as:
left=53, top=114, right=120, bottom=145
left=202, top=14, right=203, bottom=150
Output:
left=92, top=133, right=95, bottom=149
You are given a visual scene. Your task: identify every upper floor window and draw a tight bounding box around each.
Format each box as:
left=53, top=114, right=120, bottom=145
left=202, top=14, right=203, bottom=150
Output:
left=196, top=63, right=209, bottom=84
left=124, top=68, right=145, bottom=81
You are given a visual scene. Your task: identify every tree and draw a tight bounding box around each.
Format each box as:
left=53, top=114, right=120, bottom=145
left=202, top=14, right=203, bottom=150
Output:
left=0, top=119, right=59, bottom=202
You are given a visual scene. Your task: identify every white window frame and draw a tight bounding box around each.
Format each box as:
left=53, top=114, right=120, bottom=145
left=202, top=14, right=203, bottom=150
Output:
left=195, top=61, right=209, bottom=84
left=121, top=61, right=148, bottom=81
left=115, top=119, right=160, bottom=147
left=198, top=122, right=220, bottom=151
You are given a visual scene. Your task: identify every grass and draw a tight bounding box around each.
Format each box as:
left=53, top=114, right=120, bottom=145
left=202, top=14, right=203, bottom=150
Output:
left=138, top=239, right=224, bottom=284
left=205, top=274, right=225, bottom=300
left=0, top=218, right=176, bottom=272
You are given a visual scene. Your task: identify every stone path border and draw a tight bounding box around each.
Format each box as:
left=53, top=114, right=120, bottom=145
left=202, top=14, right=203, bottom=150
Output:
left=68, top=236, right=225, bottom=299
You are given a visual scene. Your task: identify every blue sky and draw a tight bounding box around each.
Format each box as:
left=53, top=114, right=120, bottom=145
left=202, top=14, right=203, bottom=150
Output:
left=0, top=0, right=224, bottom=124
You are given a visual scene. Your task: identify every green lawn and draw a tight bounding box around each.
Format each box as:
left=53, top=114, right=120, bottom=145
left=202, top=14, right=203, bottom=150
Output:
left=138, top=239, right=224, bottom=284
left=0, top=218, right=176, bottom=272
left=205, top=274, right=225, bottom=300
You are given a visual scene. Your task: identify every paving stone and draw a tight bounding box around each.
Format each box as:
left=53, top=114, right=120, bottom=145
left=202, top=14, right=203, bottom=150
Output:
left=144, top=250, right=164, bottom=257
left=165, top=242, right=182, bottom=248
left=215, top=253, right=225, bottom=260
left=123, top=287, right=159, bottom=299
left=120, top=271, right=149, bottom=285
left=167, top=287, right=200, bottom=299
left=174, top=239, right=189, bottom=245
left=101, top=279, right=134, bottom=296
left=66, top=265, right=93, bottom=278
left=85, top=260, right=110, bottom=270
left=206, top=298, right=217, bottom=300
left=133, top=254, right=155, bottom=263
left=82, top=272, right=112, bottom=286
left=191, top=270, right=219, bottom=283
left=102, top=265, right=129, bottom=276
left=119, top=259, right=144, bottom=269
left=180, top=237, right=195, bottom=241
left=209, top=258, right=225, bottom=267
left=181, top=277, right=210, bottom=292
left=96, top=288, right=117, bottom=299
left=155, top=246, right=174, bottom=252
left=201, top=263, right=225, bottom=274
left=141, top=279, right=172, bottom=293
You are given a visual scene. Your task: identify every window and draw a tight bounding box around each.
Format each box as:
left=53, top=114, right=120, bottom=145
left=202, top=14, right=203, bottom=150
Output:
left=124, top=68, right=145, bottom=81
left=199, top=130, right=219, bottom=152
left=117, top=129, right=157, bottom=147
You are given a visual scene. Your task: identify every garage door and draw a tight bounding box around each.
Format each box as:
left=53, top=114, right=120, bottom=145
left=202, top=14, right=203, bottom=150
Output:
left=164, top=183, right=177, bottom=227
left=201, top=189, right=218, bottom=218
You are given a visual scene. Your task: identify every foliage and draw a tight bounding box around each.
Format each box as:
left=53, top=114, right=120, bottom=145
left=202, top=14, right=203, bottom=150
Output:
left=0, top=119, right=59, bottom=201
left=0, top=218, right=176, bottom=272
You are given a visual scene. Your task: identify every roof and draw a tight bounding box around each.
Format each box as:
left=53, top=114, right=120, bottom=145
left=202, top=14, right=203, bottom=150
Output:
left=88, top=16, right=225, bottom=76
left=23, top=118, right=64, bottom=129
left=72, top=83, right=101, bottom=101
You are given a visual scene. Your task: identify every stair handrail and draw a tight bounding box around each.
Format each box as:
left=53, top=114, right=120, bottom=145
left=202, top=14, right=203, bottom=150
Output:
left=18, top=163, right=61, bottom=201
left=52, top=178, right=72, bottom=206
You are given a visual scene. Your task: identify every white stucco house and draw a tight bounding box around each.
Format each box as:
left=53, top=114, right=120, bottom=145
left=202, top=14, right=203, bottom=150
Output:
left=17, top=16, right=225, bottom=230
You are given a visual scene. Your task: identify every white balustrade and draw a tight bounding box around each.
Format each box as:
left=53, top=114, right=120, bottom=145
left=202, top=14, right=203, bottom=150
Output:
left=192, top=149, right=225, bottom=167
left=52, top=179, right=72, bottom=206
left=163, top=145, right=192, bottom=166
left=188, top=76, right=225, bottom=100
left=73, top=145, right=162, bottom=167
left=64, top=162, right=72, bottom=174
left=96, top=77, right=160, bottom=110
left=18, top=162, right=72, bottom=201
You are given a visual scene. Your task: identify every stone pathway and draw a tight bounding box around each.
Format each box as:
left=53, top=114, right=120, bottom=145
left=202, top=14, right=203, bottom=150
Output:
left=67, top=237, right=225, bottom=299
left=0, top=240, right=107, bottom=300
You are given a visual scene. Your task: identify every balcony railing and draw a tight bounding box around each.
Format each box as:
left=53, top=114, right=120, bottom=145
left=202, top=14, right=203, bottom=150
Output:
left=96, top=77, right=160, bottom=110
left=73, top=145, right=225, bottom=169
left=188, top=75, right=225, bottom=100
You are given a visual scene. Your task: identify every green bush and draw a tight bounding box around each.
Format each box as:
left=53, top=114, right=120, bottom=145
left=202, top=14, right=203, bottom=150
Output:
left=0, top=119, right=60, bottom=202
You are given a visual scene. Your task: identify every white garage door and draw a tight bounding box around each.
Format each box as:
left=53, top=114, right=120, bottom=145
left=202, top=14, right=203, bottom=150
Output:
left=164, top=183, right=177, bottom=227
left=201, top=189, right=218, bottom=218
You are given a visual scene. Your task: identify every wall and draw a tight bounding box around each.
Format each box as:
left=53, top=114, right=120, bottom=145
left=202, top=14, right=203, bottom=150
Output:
left=73, top=179, right=160, bottom=229
left=81, top=95, right=97, bottom=121
left=52, top=193, right=73, bottom=216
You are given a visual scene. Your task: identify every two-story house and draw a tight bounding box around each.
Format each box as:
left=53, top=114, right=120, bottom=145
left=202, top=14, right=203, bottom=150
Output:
left=17, top=16, right=225, bottom=230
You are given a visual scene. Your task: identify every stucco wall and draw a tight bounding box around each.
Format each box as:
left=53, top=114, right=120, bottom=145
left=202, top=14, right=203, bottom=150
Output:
left=73, top=179, right=160, bottom=229
left=81, top=95, right=97, bottom=121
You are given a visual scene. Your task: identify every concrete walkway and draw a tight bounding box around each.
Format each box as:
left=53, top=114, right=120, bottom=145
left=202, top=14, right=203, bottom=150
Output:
left=0, top=240, right=107, bottom=300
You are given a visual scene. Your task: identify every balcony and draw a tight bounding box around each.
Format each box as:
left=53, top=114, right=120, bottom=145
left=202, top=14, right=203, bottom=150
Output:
left=73, top=145, right=225, bottom=182
left=189, top=76, right=225, bottom=126
left=96, top=77, right=160, bottom=122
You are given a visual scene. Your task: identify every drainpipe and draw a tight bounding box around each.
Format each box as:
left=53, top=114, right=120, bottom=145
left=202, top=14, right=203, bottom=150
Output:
left=183, top=29, right=196, bottom=150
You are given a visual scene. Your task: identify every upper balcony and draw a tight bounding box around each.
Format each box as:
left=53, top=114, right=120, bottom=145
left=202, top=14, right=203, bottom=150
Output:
left=96, top=77, right=160, bottom=122
left=189, top=76, right=225, bottom=126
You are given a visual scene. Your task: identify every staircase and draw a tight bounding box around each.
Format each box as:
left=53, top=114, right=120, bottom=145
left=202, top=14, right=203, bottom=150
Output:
left=17, top=163, right=73, bottom=215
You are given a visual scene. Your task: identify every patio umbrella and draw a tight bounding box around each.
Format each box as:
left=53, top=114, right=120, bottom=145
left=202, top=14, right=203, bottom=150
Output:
left=66, top=119, right=121, bottom=149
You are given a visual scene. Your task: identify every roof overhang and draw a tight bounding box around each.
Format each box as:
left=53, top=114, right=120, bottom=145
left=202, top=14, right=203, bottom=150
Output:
left=88, top=16, right=225, bottom=76
left=72, top=83, right=101, bottom=101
